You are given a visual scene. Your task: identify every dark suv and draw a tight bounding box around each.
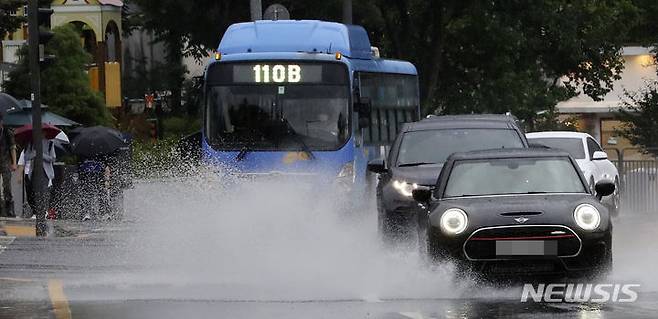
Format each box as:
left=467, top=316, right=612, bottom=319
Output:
left=367, top=114, right=529, bottom=242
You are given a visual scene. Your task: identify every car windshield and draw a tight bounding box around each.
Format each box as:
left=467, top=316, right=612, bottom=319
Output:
left=206, top=85, right=349, bottom=151
left=396, top=129, right=524, bottom=166
left=528, top=137, right=586, bottom=159
left=444, top=157, right=586, bottom=197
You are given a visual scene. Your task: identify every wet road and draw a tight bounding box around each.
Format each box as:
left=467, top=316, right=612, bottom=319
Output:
left=1, top=181, right=658, bottom=318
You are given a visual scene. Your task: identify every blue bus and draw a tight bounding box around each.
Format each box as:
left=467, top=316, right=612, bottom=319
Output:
left=203, top=20, right=419, bottom=193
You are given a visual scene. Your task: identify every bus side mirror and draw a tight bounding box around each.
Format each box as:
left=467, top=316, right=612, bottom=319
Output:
left=355, top=97, right=371, bottom=129
left=355, top=97, right=372, bottom=115
left=358, top=117, right=370, bottom=129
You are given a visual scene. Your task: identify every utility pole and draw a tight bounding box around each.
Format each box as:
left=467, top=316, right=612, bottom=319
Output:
left=27, top=0, right=51, bottom=237
left=343, top=0, right=352, bottom=24
left=250, top=0, right=262, bottom=21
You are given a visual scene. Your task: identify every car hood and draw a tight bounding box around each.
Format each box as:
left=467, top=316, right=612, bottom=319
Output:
left=390, top=164, right=444, bottom=186
left=430, top=193, right=610, bottom=231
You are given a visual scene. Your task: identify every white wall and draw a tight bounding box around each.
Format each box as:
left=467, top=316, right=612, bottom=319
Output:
left=559, top=47, right=657, bottom=107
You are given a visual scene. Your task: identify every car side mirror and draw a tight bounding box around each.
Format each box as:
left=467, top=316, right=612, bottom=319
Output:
left=367, top=158, right=386, bottom=174
left=412, top=188, right=432, bottom=203
left=595, top=179, right=615, bottom=200
left=592, top=151, right=608, bottom=161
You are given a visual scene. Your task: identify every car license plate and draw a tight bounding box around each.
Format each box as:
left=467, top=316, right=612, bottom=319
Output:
left=495, top=240, right=557, bottom=256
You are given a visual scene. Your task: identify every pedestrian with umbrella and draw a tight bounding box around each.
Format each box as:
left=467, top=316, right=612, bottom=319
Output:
left=71, top=126, right=128, bottom=220
left=16, top=124, right=60, bottom=219
left=0, top=113, right=18, bottom=217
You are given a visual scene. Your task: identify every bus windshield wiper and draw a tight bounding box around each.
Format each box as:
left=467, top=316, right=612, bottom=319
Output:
left=398, top=162, right=437, bottom=167
left=236, top=146, right=249, bottom=161
left=280, top=117, right=316, bottom=160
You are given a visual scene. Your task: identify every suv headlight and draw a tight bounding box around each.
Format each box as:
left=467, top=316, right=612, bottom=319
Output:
left=440, top=208, right=468, bottom=235
left=573, top=204, right=601, bottom=230
left=392, top=180, right=418, bottom=197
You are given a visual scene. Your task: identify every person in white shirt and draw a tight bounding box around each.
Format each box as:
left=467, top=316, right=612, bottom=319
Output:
left=17, top=140, right=56, bottom=219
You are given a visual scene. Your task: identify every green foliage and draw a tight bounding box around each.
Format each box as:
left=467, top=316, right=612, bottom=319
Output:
left=359, top=0, right=637, bottom=125
left=0, top=0, right=25, bottom=37
left=162, top=115, right=201, bottom=139
left=131, top=137, right=193, bottom=179
left=124, top=0, right=249, bottom=60
left=617, top=85, right=658, bottom=156
left=3, top=24, right=112, bottom=127
left=626, top=0, right=658, bottom=45
left=532, top=113, right=580, bottom=132
left=119, top=1, right=640, bottom=126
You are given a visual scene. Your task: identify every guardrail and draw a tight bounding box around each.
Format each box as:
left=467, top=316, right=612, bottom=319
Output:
left=607, top=147, right=658, bottom=215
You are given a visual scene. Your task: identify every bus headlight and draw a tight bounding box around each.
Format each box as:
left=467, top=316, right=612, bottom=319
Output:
left=440, top=208, right=468, bottom=235
left=392, top=180, right=418, bottom=197
left=573, top=204, right=601, bottom=230
left=336, top=162, right=355, bottom=183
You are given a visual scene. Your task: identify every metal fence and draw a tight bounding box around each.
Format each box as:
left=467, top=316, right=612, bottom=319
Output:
left=609, top=147, right=658, bottom=215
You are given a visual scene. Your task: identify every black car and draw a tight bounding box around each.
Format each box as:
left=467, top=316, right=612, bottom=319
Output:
left=412, top=148, right=615, bottom=277
left=367, top=114, right=529, bottom=242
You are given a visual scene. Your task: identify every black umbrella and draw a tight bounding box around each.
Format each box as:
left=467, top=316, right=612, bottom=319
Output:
left=0, top=93, right=21, bottom=115
left=71, top=126, right=129, bottom=158
left=3, top=100, right=80, bottom=127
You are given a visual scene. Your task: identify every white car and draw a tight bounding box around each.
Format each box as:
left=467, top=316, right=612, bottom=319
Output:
left=526, top=131, right=620, bottom=215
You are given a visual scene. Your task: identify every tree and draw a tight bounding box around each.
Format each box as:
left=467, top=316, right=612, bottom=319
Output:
left=0, top=0, right=25, bottom=38
left=3, top=24, right=112, bottom=127
left=358, top=1, right=638, bottom=126
left=614, top=0, right=658, bottom=155
left=617, top=85, right=658, bottom=156
left=124, top=0, right=639, bottom=126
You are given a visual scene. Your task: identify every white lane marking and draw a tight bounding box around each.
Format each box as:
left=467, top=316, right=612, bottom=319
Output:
left=399, top=312, right=426, bottom=319
left=0, top=236, right=15, bottom=255
left=362, top=294, right=383, bottom=303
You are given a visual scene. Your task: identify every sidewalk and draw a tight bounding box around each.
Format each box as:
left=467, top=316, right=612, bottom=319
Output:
left=0, top=217, right=78, bottom=238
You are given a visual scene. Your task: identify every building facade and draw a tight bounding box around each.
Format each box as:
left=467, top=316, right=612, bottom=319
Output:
left=1, top=0, right=123, bottom=106
left=556, top=46, right=657, bottom=160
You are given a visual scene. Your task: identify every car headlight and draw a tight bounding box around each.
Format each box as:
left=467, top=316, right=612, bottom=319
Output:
left=573, top=204, right=601, bottom=230
left=392, top=180, right=419, bottom=197
left=440, top=208, right=468, bottom=235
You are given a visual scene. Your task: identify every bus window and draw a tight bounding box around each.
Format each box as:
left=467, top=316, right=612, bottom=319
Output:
left=359, top=73, right=419, bottom=145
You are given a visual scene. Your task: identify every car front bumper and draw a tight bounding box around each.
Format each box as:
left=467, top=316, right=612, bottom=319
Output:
left=429, top=224, right=611, bottom=276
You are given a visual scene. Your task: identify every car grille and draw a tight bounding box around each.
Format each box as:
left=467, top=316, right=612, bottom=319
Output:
left=463, top=225, right=581, bottom=260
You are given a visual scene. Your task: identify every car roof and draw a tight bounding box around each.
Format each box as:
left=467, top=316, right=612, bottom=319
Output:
left=526, top=131, right=592, bottom=139
left=424, top=114, right=520, bottom=122
left=403, top=114, right=520, bottom=132
left=448, top=148, right=572, bottom=161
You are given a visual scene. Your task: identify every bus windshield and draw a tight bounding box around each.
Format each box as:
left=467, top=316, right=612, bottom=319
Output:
left=205, top=62, right=350, bottom=151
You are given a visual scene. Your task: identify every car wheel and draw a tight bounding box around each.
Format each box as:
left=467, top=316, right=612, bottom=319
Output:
left=417, top=218, right=429, bottom=264
left=378, top=210, right=397, bottom=245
